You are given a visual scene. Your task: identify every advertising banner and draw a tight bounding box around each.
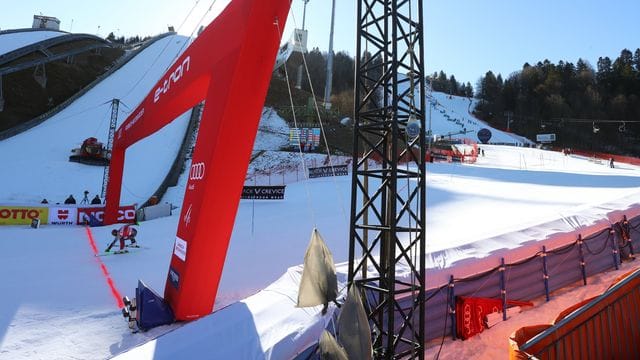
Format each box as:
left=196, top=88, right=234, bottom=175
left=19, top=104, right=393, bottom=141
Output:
left=103, top=0, right=292, bottom=320
left=241, top=186, right=286, bottom=200
left=77, top=205, right=136, bottom=225
left=0, top=206, right=49, bottom=225
left=48, top=207, right=77, bottom=225
left=536, top=133, right=556, bottom=143
left=308, top=164, right=348, bottom=179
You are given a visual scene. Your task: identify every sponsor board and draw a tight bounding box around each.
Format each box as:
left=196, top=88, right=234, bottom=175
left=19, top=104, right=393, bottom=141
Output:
left=536, top=133, right=556, bottom=143
left=173, top=236, right=187, bottom=261
left=77, top=205, right=136, bottom=225
left=0, top=206, right=49, bottom=225
left=308, top=164, right=349, bottom=179
left=48, top=207, right=78, bottom=225
left=241, top=186, right=286, bottom=200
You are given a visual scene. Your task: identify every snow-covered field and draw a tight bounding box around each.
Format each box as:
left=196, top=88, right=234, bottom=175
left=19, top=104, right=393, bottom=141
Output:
left=2, top=29, right=640, bottom=360
left=2, top=141, right=640, bottom=359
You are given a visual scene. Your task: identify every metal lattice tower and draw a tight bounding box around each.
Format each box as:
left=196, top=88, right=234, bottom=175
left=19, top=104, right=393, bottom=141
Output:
left=101, top=98, right=120, bottom=199
left=348, top=0, right=426, bottom=358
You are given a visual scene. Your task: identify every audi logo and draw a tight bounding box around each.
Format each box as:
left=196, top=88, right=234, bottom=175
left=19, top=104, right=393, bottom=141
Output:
left=190, top=162, right=206, bottom=180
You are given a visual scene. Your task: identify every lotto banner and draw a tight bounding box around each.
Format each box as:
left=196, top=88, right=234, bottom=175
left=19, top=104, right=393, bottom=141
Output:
left=0, top=206, right=49, bottom=225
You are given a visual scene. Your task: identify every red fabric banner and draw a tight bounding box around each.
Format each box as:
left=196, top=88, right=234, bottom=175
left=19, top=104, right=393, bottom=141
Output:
left=456, top=296, right=533, bottom=340
left=104, top=0, right=291, bottom=320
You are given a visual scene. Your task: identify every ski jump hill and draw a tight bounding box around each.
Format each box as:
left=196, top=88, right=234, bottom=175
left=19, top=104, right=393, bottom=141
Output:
left=1, top=27, right=640, bottom=360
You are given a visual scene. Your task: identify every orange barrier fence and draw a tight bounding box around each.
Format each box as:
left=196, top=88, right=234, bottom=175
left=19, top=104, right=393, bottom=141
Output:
left=509, top=267, right=640, bottom=359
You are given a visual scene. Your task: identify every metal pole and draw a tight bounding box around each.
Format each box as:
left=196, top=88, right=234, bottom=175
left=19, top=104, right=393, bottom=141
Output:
left=301, top=0, right=310, bottom=30
left=323, top=0, right=336, bottom=109
left=0, top=75, right=4, bottom=112
left=101, top=99, right=120, bottom=199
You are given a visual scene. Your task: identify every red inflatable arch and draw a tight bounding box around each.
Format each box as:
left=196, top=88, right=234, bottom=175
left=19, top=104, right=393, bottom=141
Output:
left=104, top=0, right=291, bottom=320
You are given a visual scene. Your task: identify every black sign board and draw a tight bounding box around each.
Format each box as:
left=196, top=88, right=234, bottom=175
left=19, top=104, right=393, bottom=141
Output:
left=308, top=165, right=349, bottom=179
left=477, top=128, right=492, bottom=144
left=241, top=186, right=286, bottom=200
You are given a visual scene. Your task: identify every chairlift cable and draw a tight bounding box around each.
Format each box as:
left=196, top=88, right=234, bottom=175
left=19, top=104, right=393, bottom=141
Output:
left=118, top=0, right=208, bottom=100
left=289, top=8, right=350, bottom=225
left=275, top=19, right=317, bottom=229
left=92, top=105, right=113, bottom=138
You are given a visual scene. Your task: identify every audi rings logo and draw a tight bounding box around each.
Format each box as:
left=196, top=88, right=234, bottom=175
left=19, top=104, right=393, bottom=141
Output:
left=190, top=162, right=206, bottom=180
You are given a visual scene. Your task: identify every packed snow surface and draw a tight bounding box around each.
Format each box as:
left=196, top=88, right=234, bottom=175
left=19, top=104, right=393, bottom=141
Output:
left=0, top=34, right=192, bottom=206
left=3, top=134, right=640, bottom=359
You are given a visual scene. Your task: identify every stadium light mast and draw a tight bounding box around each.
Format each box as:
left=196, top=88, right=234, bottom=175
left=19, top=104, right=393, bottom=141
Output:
left=301, top=0, right=310, bottom=30
left=323, top=0, right=336, bottom=109
left=295, top=0, right=311, bottom=90
left=349, top=0, right=426, bottom=358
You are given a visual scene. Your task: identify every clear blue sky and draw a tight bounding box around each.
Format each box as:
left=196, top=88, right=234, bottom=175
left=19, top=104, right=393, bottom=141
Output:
left=3, top=0, right=639, bottom=87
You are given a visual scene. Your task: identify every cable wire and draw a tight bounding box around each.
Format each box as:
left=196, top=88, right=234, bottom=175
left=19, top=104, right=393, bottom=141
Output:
left=275, top=18, right=317, bottom=228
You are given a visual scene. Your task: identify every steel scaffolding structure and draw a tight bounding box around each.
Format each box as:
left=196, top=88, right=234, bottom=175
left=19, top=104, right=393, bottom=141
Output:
left=349, top=0, right=426, bottom=358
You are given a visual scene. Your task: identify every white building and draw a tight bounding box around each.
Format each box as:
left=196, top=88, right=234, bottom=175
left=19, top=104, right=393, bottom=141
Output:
left=32, top=15, right=61, bottom=31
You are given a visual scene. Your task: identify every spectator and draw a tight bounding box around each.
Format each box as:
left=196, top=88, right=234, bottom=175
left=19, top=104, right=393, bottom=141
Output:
left=91, top=195, right=102, bottom=205
left=41, top=198, right=49, bottom=204
left=64, top=195, right=76, bottom=204
left=610, top=158, right=615, bottom=168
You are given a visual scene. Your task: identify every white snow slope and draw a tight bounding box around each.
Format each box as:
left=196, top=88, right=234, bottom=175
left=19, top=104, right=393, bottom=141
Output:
left=0, top=34, right=192, bottom=206
left=428, top=91, right=532, bottom=145
left=2, top=30, right=640, bottom=360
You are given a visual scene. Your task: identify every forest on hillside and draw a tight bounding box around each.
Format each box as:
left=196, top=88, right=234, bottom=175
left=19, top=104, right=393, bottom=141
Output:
left=279, top=48, right=472, bottom=117
left=277, top=46, right=640, bottom=155
left=475, top=49, right=640, bottom=155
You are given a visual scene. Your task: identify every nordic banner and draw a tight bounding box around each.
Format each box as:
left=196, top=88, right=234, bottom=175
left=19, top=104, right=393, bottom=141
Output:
left=241, top=186, right=286, bottom=200
left=308, top=164, right=349, bottom=179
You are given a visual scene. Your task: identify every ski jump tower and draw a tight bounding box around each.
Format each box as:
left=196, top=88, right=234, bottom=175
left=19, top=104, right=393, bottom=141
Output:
left=349, top=0, right=426, bottom=358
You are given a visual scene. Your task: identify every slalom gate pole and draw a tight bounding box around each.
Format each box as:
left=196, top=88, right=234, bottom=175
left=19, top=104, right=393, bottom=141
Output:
left=542, top=246, right=550, bottom=302
left=578, top=235, right=587, bottom=285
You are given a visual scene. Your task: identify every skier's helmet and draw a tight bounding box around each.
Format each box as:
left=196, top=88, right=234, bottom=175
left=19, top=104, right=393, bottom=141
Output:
left=111, top=229, right=118, bottom=236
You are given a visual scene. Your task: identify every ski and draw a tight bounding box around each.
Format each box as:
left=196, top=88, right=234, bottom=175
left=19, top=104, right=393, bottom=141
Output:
left=95, top=247, right=145, bottom=257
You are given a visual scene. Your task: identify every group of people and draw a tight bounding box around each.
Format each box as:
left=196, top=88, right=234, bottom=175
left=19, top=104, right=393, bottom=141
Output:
left=41, top=192, right=103, bottom=205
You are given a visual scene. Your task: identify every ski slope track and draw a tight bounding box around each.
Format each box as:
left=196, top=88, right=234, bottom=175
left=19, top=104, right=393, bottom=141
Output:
left=2, top=32, right=640, bottom=360
left=0, top=33, right=192, bottom=206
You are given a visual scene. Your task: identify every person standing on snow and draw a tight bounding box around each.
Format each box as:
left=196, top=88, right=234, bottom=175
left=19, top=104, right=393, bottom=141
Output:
left=64, top=194, right=76, bottom=204
left=91, top=195, right=102, bottom=205
left=105, top=225, right=138, bottom=253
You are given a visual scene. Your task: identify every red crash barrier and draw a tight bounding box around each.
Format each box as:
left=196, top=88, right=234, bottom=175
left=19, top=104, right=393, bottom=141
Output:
left=456, top=296, right=533, bottom=340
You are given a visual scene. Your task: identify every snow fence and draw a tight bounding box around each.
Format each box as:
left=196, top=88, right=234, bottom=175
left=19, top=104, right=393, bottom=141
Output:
left=414, top=212, right=640, bottom=343
left=509, top=267, right=640, bottom=359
